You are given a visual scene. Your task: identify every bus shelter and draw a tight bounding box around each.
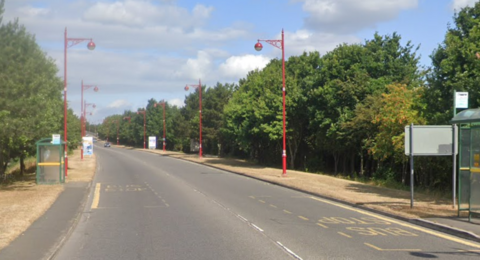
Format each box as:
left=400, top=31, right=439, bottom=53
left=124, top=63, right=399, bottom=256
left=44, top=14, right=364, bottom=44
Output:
left=36, top=138, right=65, bottom=184
left=451, top=108, right=480, bottom=220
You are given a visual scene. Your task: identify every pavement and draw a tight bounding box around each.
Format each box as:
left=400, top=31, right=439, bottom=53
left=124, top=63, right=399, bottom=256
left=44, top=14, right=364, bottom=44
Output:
left=1, top=148, right=480, bottom=260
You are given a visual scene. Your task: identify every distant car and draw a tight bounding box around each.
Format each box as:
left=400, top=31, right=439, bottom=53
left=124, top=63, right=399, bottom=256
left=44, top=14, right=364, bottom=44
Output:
left=104, top=142, right=111, bottom=147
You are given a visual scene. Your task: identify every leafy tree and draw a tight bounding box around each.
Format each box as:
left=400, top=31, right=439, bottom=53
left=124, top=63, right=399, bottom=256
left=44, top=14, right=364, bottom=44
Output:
left=427, top=2, right=480, bottom=124
left=0, top=7, right=63, bottom=175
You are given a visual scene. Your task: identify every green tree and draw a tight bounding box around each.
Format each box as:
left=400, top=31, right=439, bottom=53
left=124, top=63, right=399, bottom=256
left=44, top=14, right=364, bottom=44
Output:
left=427, top=2, right=480, bottom=124
left=0, top=7, right=64, bottom=175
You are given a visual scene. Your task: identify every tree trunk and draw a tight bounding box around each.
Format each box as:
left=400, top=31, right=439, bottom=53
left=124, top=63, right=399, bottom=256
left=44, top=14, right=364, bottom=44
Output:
left=20, top=156, right=25, bottom=176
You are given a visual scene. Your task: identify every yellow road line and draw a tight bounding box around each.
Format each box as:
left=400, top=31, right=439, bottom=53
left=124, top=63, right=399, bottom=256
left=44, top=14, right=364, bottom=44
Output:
left=310, top=196, right=480, bottom=249
left=258, top=200, right=266, bottom=203
left=364, top=243, right=421, bottom=252
left=270, top=204, right=277, bottom=208
left=338, top=232, right=352, bottom=238
left=91, top=183, right=101, bottom=209
left=298, top=216, right=309, bottom=221
left=283, top=209, right=292, bottom=214
left=316, top=223, right=329, bottom=229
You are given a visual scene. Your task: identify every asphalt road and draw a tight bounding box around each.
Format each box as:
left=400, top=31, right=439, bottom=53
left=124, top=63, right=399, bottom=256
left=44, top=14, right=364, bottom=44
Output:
left=53, top=145, right=480, bottom=260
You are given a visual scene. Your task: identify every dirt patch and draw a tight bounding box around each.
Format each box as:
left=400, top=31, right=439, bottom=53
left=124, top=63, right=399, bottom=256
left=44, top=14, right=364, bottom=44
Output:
left=0, top=149, right=96, bottom=251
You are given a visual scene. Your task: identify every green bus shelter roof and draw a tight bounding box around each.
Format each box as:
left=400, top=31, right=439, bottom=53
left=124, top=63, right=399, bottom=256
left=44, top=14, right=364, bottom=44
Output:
left=451, top=108, right=480, bottom=124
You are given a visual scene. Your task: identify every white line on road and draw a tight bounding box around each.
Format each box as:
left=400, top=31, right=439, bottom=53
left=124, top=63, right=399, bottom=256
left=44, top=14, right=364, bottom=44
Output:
left=276, top=241, right=303, bottom=260
left=252, top=224, right=264, bottom=232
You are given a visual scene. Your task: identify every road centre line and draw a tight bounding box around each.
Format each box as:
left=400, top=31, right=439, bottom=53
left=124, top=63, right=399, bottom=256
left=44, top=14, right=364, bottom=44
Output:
left=309, top=196, right=480, bottom=249
left=276, top=241, right=303, bottom=260
left=252, top=224, right=264, bottom=232
left=91, top=183, right=101, bottom=209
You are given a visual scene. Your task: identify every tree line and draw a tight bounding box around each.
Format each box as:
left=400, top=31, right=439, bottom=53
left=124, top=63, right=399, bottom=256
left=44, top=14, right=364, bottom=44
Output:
left=98, top=3, right=480, bottom=191
left=4, top=0, right=480, bottom=191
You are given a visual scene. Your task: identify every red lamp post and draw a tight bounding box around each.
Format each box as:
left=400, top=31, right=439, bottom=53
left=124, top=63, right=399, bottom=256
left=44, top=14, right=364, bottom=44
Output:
left=255, top=29, right=287, bottom=176
left=81, top=80, right=98, bottom=138
left=185, top=79, right=203, bottom=158
left=137, top=109, right=146, bottom=149
left=81, top=101, right=95, bottom=160
left=154, top=100, right=166, bottom=151
left=64, top=28, right=95, bottom=176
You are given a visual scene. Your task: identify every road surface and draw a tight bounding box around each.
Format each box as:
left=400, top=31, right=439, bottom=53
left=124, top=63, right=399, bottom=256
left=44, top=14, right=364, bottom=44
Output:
left=53, top=145, right=480, bottom=259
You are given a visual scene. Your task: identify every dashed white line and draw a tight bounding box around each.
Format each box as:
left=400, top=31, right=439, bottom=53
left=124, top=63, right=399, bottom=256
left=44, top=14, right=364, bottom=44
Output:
left=237, top=215, right=248, bottom=222
left=276, top=241, right=303, bottom=260
left=251, top=224, right=264, bottom=232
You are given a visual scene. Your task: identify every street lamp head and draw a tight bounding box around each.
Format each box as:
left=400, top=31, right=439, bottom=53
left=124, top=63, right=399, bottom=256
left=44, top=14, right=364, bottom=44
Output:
left=94, top=86, right=99, bottom=92
left=87, top=41, right=96, bottom=51
left=254, top=42, right=263, bottom=51
left=184, top=85, right=189, bottom=91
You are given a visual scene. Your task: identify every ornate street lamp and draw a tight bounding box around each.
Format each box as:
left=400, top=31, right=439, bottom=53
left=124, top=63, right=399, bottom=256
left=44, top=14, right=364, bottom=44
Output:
left=137, top=109, right=146, bottom=149
left=255, top=29, right=287, bottom=176
left=184, top=79, right=203, bottom=158
left=64, top=28, right=95, bottom=176
left=154, top=100, right=167, bottom=151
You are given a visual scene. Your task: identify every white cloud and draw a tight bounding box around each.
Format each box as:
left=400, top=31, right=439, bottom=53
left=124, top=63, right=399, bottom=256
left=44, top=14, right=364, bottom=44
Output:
left=283, top=29, right=361, bottom=56
left=218, top=55, right=270, bottom=79
left=452, top=0, right=478, bottom=10
left=169, top=98, right=184, bottom=108
left=177, top=51, right=213, bottom=81
left=298, top=0, right=418, bottom=33
left=83, top=0, right=213, bottom=29
left=108, top=99, right=132, bottom=108
left=18, top=6, right=50, bottom=17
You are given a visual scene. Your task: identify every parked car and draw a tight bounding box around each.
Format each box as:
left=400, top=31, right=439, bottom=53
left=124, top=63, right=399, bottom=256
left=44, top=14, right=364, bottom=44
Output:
left=104, top=142, right=111, bottom=147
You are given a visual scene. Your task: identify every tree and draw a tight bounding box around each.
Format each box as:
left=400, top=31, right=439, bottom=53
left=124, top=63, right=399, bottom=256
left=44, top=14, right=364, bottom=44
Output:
left=0, top=9, right=63, bottom=175
left=427, top=2, right=480, bottom=124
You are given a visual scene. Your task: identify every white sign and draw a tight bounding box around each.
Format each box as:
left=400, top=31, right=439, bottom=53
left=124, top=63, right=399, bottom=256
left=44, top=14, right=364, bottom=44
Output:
left=52, top=134, right=61, bottom=144
left=82, top=136, right=94, bottom=156
left=455, top=92, right=469, bottom=109
left=148, top=136, right=156, bottom=149
left=405, top=125, right=457, bottom=156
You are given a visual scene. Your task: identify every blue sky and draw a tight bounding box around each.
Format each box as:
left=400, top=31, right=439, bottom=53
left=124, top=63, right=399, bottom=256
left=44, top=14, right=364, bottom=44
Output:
left=2, top=0, right=476, bottom=124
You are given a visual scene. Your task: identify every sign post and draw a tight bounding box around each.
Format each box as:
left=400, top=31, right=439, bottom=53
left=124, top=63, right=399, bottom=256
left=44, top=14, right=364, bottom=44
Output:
left=405, top=125, right=458, bottom=208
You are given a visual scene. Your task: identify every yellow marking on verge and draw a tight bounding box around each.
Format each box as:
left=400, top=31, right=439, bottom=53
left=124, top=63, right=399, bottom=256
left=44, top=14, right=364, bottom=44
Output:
left=298, top=216, right=309, bottom=221
left=38, top=162, right=61, bottom=166
left=283, top=210, right=292, bottom=214
left=310, top=196, right=480, bottom=249
left=258, top=200, right=266, bottom=204
left=364, top=243, right=421, bottom=252
left=91, top=183, right=101, bottom=209
left=316, top=223, right=329, bottom=229
left=338, top=232, right=352, bottom=238
left=270, top=204, right=277, bottom=208
left=249, top=196, right=256, bottom=199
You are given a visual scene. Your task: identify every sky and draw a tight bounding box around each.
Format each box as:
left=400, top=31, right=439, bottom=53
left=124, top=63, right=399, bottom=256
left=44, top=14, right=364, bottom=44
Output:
left=2, top=0, right=477, bottom=124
